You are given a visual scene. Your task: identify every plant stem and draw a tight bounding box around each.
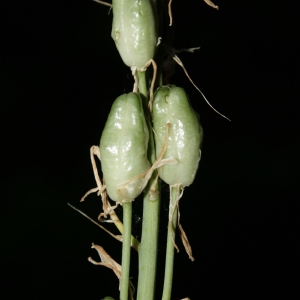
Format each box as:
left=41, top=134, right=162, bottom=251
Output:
left=161, top=185, right=180, bottom=300
left=136, top=70, right=160, bottom=300
left=136, top=176, right=160, bottom=300
left=137, top=71, right=148, bottom=102
left=120, top=201, right=132, bottom=300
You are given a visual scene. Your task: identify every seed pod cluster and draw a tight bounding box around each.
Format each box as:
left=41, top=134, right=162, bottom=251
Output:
left=152, top=85, right=203, bottom=187
left=111, top=0, right=158, bottom=69
left=100, top=92, right=151, bottom=202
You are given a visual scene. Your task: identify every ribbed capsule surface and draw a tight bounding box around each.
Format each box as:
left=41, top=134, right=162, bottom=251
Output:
left=153, top=86, right=203, bottom=187
left=100, top=93, right=151, bottom=202
left=111, top=0, right=157, bottom=68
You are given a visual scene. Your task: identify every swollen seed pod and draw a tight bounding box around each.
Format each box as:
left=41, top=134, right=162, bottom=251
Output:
left=100, top=92, right=151, bottom=202
left=153, top=85, right=203, bottom=187
left=111, top=0, right=158, bottom=69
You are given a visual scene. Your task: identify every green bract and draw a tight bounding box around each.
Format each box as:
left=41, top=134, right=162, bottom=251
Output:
left=111, top=0, right=157, bottom=69
left=100, top=93, right=151, bottom=202
left=153, top=86, right=203, bottom=187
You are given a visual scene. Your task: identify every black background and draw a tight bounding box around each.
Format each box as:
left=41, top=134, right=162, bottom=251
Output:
left=1, top=0, right=298, bottom=299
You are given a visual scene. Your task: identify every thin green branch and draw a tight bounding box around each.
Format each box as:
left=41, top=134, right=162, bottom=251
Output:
left=137, top=71, right=148, bottom=101
left=161, top=185, right=180, bottom=300
left=120, top=201, right=132, bottom=300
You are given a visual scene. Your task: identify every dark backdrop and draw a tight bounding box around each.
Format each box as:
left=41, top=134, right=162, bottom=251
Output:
left=1, top=0, right=298, bottom=299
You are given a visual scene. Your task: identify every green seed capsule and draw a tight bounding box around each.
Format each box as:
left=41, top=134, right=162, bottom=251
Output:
left=153, top=86, right=203, bottom=187
left=100, top=92, right=151, bottom=202
left=111, top=0, right=157, bottom=69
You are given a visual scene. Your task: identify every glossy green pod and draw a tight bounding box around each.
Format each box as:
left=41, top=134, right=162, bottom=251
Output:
left=152, top=86, right=203, bottom=187
left=111, top=0, right=157, bottom=68
left=100, top=93, right=151, bottom=202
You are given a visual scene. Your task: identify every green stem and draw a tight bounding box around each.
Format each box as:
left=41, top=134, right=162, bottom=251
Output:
left=120, top=201, right=132, bottom=300
left=136, top=176, right=160, bottom=300
left=161, top=185, right=180, bottom=300
left=136, top=70, right=160, bottom=300
left=137, top=71, right=148, bottom=101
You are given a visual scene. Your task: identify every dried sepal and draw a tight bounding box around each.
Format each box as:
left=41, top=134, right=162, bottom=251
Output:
left=168, top=184, right=195, bottom=261
left=80, top=146, right=140, bottom=250
left=204, top=0, right=219, bottom=10
left=88, top=243, right=135, bottom=299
